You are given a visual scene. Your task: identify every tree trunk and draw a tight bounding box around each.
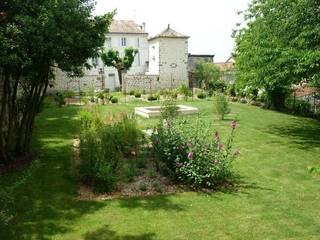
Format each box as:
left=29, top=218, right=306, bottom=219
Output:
left=117, top=69, right=122, bottom=91
left=0, top=71, right=9, bottom=163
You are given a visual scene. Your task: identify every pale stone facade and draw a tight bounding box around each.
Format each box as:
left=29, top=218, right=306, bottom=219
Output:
left=50, top=20, right=149, bottom=92
left=124, top=25, right=189, bottom=92
left=51, top=23, right=190, bottom=93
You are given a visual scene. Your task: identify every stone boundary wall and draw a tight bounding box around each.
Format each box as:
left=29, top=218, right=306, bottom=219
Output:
left=47, top=68, right=102, bottom=93
left=124, top=74, right=160, bottom=93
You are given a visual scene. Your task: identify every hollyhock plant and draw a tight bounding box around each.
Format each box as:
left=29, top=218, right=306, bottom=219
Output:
left=231, top=120, right=237, bottom=129
left=151, top=117, right=239, bottom=188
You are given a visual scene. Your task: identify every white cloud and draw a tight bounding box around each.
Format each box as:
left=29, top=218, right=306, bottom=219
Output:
left=94, top=0, right=251, bottom=62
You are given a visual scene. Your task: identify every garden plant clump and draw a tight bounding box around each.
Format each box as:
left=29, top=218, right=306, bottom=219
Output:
left=151, top=102, right=239, bottom=188
left=78, top=107, right=143, bottom=193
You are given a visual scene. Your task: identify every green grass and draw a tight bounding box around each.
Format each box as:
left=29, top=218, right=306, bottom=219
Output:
left=1, top=99, right=320, bottom=239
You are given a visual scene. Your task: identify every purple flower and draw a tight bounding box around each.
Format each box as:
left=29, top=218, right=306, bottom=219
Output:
left=187, top=152, right=193, bottom=160
left=216, top=143, right=223, bottom=151
left=214, top=131, right=220, bottom=141
left=231, top=120, right=237, bottom=129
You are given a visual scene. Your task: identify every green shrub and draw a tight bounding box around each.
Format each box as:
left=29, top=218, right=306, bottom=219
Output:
left=153, top=181, right=164, bottom=193
left=147, top=94, right=159, bottom=101
left=161, top=100, right=179, bottom=120
left=179, top=84, right=192, bottom=100
left=138, top=181, right=147, bottom=191
left=134, top=92, right=141, bottom=98
left=151, top=118, right=238, bottom=188
left=63, top=90, right=76, bottom=98
left=123, top=164, right=136, bottom=182
left=227, top=84, right=236, bottom=97
left=79, top=110, right=142, bottom=192
left=54, top=92, right=66, bottom=107
left=197, top=92, right=206, bottom=99
left=214, top=95, right=231, bottom=120
left=111, top=97, right=118, bottom=103
left=208, top=80, right=227, bottom=92
left=285, top=98, right=311, bottom=116
left=129, top=90, right=135, bottom=95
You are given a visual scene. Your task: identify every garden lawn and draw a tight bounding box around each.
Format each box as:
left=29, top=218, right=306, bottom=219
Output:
left=1, top=99, right=320, bottom=239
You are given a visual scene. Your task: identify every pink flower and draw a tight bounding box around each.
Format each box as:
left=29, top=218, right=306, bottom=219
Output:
left=187, top=152, right=193, bottom=160
left=214, top=131, right=220, bottom=141
left=231, top=120, right=237, bottom=129
left=217, top=143, right=223, bottom=151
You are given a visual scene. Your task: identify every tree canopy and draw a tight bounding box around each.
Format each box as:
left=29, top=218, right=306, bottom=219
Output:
left=101, top=47, right=138, bottom=90
left=0, top=0, right=114, bottom=163
left=234, top=0, right=320, bottom=109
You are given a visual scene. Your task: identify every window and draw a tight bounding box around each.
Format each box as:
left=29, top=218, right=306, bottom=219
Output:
left=105, top=37, right=111, bottom=48
left=92, top=57, right=99, bottom=66
left=121, top=37, right=127, bottom=46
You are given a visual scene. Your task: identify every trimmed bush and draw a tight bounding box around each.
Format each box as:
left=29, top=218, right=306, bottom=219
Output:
left=129, top=90, right=135, bottom=96
left=197, top=92, right=206, bottom=99
left=134, top=92, right=141, bottom=98
left=111, top=97, right=118, bottom=103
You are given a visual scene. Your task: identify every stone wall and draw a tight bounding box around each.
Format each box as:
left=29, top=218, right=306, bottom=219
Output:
left=123, top=74, right=160, bottom=93
left=48, top=68, right=103, bottom=93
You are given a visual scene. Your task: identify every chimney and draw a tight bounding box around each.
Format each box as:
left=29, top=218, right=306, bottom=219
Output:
left=142, top=22, right=146, bottom=31
left=168, top=24, right=170, bottom=29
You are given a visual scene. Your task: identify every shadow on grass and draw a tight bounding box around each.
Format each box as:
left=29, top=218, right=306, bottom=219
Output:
left=0, top=106, right=107, bottom=239
left=196, top=174, right=274, bottom=200
left=264, top=118, right=320, bottom=150
left=116, top=194, right=185, bottom=211
left=84, top=225, right=155, bottom=240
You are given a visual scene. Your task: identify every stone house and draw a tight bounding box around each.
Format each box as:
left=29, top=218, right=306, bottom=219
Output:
left=51, top=22, right=190, bottom=93
left=124, top=25, right=189, bottom=92
left=52, top=20, right=149, bottom=92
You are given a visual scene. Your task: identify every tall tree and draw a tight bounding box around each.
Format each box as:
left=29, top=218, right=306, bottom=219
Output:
left=0, top=0, right=114, bottom=163
left=101, top=47, right=138, bottom=90
left=234, top=0, right=320, bottom=109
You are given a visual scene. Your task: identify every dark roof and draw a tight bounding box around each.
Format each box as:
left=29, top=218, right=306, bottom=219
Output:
left=108, top=20, right=147, bottom=34
left=188, top=54, right=215, bottom=58
left=149, top=24, right=189, bottom=41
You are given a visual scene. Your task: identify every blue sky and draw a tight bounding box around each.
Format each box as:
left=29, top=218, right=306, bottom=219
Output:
left=94, top=0, right=251, bottom=62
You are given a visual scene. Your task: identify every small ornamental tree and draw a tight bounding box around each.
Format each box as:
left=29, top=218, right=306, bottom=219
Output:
left=194, top=61, right=220, bottom=89
left=101, top=47, right=138, bottom=90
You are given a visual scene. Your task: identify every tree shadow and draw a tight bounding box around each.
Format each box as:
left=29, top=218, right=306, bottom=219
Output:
left=0, top=106, right=107, bottom=239
left=196, top=174, right=274, bottom=200
left=84, top=225, right=155, bottom=240
left=263, top=118, right=320, bottom=150
left=116, top=194, right=185, bottom=212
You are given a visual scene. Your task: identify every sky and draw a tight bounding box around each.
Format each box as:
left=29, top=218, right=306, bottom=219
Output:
left=94, top=0, right=251, bottom=63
